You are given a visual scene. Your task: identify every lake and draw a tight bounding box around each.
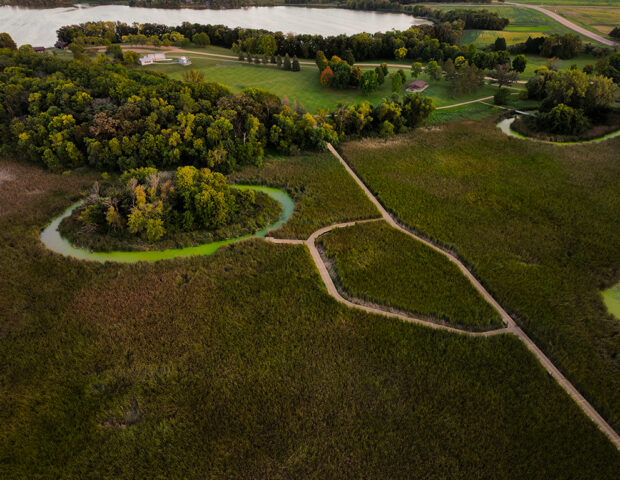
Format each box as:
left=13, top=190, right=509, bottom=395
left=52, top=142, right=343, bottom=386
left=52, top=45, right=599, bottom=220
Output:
left=0, top=5, right=429, bottom=47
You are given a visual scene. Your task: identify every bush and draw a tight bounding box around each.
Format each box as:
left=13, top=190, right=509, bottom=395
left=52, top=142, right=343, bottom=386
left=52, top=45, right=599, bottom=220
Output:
left=493, top=88, right=510, bottom=106
left=291, top=55, right=300, bottom=72
left=537, top=104, right=590, bottom=136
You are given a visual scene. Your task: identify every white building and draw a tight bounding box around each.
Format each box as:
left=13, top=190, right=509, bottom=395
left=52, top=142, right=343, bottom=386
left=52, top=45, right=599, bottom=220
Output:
left=139, top=53, right=167, bottom=66
left=178, top=56, right=191, bottom=66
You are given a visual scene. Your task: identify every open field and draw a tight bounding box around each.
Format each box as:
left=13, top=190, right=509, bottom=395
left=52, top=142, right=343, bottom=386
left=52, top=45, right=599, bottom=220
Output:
left=515, top=0, right=620, bottom=6
left=341, top=121, right=620, bottom=431
left=1, top=158, right=620, bottom=478
left=546, top=5, right=620, bottom=39
left=433, top=4, right=603, bottom=46
left=229, top=152, right=379, bottom=239
left=318, top=220, right=502, bottom=330
left=141, top=52, right=499, bottom=111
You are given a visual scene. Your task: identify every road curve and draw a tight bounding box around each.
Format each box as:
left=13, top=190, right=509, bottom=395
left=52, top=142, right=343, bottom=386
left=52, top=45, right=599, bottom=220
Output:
left=509, top=2, right=618, bottom=47
left=304, top=143, right=620, bottom=450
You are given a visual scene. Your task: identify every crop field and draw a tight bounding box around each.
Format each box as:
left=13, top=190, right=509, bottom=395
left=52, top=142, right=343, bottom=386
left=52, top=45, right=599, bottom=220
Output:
left=1, top=159, right=620, bottom=478
left=433, top=4, right=593, bottom=46
left=228, top=152, right=379, bottom=239
left=318, top=221, right=502, bottom=330
left=546, top=6, right=620, bottom=38
left=340, top=121, right=620, bottom=432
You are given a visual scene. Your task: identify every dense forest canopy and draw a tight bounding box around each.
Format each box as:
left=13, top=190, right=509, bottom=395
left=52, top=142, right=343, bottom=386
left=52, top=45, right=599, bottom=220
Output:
left=0, top=40, right=434, bottom=172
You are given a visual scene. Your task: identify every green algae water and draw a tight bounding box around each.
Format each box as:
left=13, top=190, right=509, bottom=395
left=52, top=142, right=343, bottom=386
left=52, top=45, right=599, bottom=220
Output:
left=497, top=118, right=620, bottom=145
left=40, top=185, right=294, bottom=263
left=602, top=284, right=620, bottom=320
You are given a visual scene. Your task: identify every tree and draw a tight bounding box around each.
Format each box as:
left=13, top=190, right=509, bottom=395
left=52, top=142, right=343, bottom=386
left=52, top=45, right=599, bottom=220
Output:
left=192, top=32, right=210, bottom=47
left=283, top=53, right=291, bottom=71
left=394, top=47, right=408, bottom=60
left=494, top=87, right=510, bottom=105
left=320, top=67, right=334, bottom=87
left=489, top=63, right=519, bottom=88
left=258, top=34, right=277, bottom=56
left=69, top=42, right=85, bottom=61
left=391, top=72, right=404, bottom=93
left=537, top=103, right=590, bottom=136
left=512, top=54, right=526, bottom=73
left=316, top=50, right=328, bottom=72
left=343, top=48, right=356, bottom=66
left=182, top=69, right=205, bottom=84
left=0, top=32, right=17, bottom=50
left=494, top=37, right=507, bottom=52
left=411, top=62, right=423, bottom=79
left=375, top=66, right=385, bottom=85
left=426, top=60, right=442, bottom=81
left=610, top=26, right=620, bottom=39
left=276, top=54, right=282, bottom=68
left=122, top=50, right=139, bottom=65
left=443, top=58, right=456, bottom=80
left=360, top=70, right=379, bottom=95
left=292, top=56, right=300, bottom=72
left=584, top=75, right=618, bottom=114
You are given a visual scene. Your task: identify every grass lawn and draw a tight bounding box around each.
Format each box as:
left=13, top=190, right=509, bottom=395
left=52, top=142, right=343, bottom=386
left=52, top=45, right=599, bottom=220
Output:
left=318, top=221, right=503, bottom=330
left=141, top=53, right=499, bottom=112
left=1, top=159, right=620, bottom=478
left=228, top=152, right=380, bottom=239
left=521, top=53, right=602, bottom=78
left=340, top=121, right=620, bottom=432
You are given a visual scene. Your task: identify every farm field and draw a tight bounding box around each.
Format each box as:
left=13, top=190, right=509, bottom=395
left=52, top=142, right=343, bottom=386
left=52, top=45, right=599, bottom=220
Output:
left=340, top=121, right=620, bottom=432
left=546, top=5, right=620, bottom=38
left=317, top=220, right=502, bottom=330
left=1, top=158, right=620, bottom=478
left=433, top=4, right=600, bottom=46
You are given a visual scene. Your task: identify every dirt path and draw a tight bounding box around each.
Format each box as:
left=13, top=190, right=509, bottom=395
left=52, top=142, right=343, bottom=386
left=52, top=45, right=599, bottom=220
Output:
left=265, top=143, right=620, bottom=451
left=509, top=2, right=618, bottom=47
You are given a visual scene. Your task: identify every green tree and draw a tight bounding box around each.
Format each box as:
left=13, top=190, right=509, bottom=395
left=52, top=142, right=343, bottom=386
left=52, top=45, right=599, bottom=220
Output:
left=292, top=56, right=300, bottom=72
left=427, top=60, right=442, bottom=81
left=391, top=72, right=404, bottom=93
left=316, top=50, right=328, bottom=72
left=360, top=70, right=379, bottom=95
left=192, top=32, right=210, bottom=47
left=182, top=69, right=205, bottom=84
left=512, top=54, right=527, bottom=73
left=283, top=53, right=291, bottom=71
left=411, top=62, right=423, bottom=79
left=494, top=37, right=507, bottom=52
left=258, top=34, right=277, bottom=56
left=0, top=32, right=17, bottom=50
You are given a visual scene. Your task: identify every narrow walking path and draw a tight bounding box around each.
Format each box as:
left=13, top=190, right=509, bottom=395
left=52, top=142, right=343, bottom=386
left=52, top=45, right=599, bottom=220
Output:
left=265, top=143, right=620, bottom=451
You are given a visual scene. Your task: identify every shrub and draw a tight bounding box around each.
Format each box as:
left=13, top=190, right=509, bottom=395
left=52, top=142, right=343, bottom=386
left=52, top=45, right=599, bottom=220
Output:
left=536, top=104, right=590, bottom=136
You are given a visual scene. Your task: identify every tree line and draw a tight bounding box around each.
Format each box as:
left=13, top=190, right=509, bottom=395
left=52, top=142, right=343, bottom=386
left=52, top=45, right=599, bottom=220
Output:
left=0, top=40, right=434, bottom=173
left=56, top=20, right=467, bottom=61
left=409, top=6, right=509, bottom=31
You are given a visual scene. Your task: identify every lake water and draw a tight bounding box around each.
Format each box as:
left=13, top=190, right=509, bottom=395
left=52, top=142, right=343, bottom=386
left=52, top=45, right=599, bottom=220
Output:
left=0, top=5, right=428, bottom=47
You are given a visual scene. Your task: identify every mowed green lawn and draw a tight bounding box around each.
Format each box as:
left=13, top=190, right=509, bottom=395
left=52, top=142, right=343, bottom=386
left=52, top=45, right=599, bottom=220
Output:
left=142, top=54, right=498, bottom=112
left=1, top=159, right=620, bottom=478
left=341, top=122, right=620, bottom=432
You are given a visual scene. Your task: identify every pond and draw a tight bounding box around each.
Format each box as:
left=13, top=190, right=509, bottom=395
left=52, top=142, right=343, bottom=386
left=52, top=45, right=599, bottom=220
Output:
left=0, top=5, right=429, bottom=47
left=40, top=185, right=295, bottom=263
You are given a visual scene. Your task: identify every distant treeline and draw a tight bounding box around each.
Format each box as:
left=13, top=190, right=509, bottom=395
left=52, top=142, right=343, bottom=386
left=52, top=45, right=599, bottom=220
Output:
left=408, top=6, right=509, bottom=30
left=1, top=0, right=489, bottom=8
left=57, top=20, right=471, bottom=61
left=0, top=45, right=434, bottom=172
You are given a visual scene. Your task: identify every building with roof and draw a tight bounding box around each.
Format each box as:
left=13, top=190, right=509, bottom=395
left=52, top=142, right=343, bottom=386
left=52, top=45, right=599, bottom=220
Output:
left=406, top=80, right=429, bottom=93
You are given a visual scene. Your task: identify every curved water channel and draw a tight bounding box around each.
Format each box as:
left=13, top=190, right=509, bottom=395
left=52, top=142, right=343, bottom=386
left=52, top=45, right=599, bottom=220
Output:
left=0, top=5, right=429, bottom=47
left=40, top=185, right=294, bottom=263
left=497, top=117, right=620, bottom=145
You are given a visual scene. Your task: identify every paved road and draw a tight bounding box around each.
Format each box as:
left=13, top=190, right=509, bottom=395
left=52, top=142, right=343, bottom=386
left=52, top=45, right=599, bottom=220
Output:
left=509, top=2, right=619, bottom=47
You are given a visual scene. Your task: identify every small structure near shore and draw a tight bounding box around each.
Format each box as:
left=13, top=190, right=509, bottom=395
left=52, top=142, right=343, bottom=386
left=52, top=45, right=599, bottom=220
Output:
left=406, top=80, right=428, bottom=93
left=33, top=46, right=46, bottom=54
left=178, top=56, right=191, bottom=66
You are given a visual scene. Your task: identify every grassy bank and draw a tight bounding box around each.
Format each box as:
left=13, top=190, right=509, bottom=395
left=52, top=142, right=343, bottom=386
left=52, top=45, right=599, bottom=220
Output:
left=229, top=152, right=379, bottom=239
left=1, top=159, right=620, bottom=478
left=340, top=121, right=620, bottom=430
left=318, top=221, right=502, bottom=330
